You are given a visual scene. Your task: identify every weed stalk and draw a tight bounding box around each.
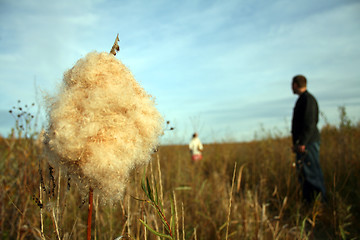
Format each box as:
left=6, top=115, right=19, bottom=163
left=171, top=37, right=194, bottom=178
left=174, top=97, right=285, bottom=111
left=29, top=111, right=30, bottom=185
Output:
left=87, top=187, right=94, bottom=240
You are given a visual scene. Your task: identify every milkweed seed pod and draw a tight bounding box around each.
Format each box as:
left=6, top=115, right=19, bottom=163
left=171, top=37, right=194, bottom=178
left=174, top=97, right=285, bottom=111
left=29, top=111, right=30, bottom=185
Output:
left=44, top=51, right=164, bottom=202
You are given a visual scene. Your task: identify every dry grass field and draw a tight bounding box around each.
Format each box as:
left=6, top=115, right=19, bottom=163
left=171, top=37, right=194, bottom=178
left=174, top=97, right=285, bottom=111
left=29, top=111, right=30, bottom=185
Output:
left=1, top=108, right=359, bottom=239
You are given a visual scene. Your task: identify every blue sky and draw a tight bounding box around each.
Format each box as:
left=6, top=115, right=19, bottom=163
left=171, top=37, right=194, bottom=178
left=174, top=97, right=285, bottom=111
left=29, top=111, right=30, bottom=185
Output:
left=0, top=0, right=359, bottom=144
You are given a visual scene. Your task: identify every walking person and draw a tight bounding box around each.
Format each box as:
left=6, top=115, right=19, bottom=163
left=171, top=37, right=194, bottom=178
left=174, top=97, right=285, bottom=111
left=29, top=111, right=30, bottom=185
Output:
left=189, top=133, right=203, bottom=162
left=291, top=75, right=326, bottom=203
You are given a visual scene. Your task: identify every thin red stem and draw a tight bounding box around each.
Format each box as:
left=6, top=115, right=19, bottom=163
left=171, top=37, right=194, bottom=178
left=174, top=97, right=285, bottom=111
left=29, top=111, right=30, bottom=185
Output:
left=87, top=187, right=94, bottom=240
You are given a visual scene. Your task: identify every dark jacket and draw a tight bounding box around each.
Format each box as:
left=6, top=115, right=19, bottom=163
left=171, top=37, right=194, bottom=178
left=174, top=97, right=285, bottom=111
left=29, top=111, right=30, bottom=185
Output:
left=291, top=90, right=320, bottom=145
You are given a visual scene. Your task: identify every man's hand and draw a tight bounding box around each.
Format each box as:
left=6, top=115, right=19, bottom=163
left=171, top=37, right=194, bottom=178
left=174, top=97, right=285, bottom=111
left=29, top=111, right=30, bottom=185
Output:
left=292, top=144, right=306, bottom=153
left=296, top=145, right=306, bottom=153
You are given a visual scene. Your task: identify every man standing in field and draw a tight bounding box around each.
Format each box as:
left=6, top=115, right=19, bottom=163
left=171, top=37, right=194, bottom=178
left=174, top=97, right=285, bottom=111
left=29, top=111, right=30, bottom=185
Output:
left=189, top=132, right=203, bottom=162
left=291, top=75, right=326, bottom=203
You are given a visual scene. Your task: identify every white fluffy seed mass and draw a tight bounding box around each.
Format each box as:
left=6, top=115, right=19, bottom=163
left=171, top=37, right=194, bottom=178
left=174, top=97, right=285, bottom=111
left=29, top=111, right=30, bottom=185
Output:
left=45, top=52, right=163, bottom=201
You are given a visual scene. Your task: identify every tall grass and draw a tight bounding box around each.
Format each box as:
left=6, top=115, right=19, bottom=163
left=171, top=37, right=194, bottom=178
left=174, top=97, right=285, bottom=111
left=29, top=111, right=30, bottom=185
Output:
left=1, top=109, right=359, bottom=239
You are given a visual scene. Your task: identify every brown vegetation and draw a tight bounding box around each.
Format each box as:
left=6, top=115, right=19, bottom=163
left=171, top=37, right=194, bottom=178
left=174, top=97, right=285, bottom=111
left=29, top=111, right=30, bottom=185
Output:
left=1, top=111, right=359, bottom=239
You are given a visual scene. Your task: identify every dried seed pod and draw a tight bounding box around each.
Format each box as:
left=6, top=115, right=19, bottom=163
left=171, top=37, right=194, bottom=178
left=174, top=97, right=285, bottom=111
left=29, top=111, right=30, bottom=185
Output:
left=44, top=51, right=163, bottom=202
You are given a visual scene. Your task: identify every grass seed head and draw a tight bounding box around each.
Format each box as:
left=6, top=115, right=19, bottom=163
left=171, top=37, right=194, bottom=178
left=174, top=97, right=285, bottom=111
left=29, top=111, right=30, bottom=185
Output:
left=44, top=51, right=163, bottom=202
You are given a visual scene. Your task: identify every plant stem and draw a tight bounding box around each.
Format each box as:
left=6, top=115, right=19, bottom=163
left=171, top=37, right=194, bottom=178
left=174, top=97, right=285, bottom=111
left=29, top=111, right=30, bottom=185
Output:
left=87, top=187, right=94, bottom=240
left=225, top=162, right=237, bottom=240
